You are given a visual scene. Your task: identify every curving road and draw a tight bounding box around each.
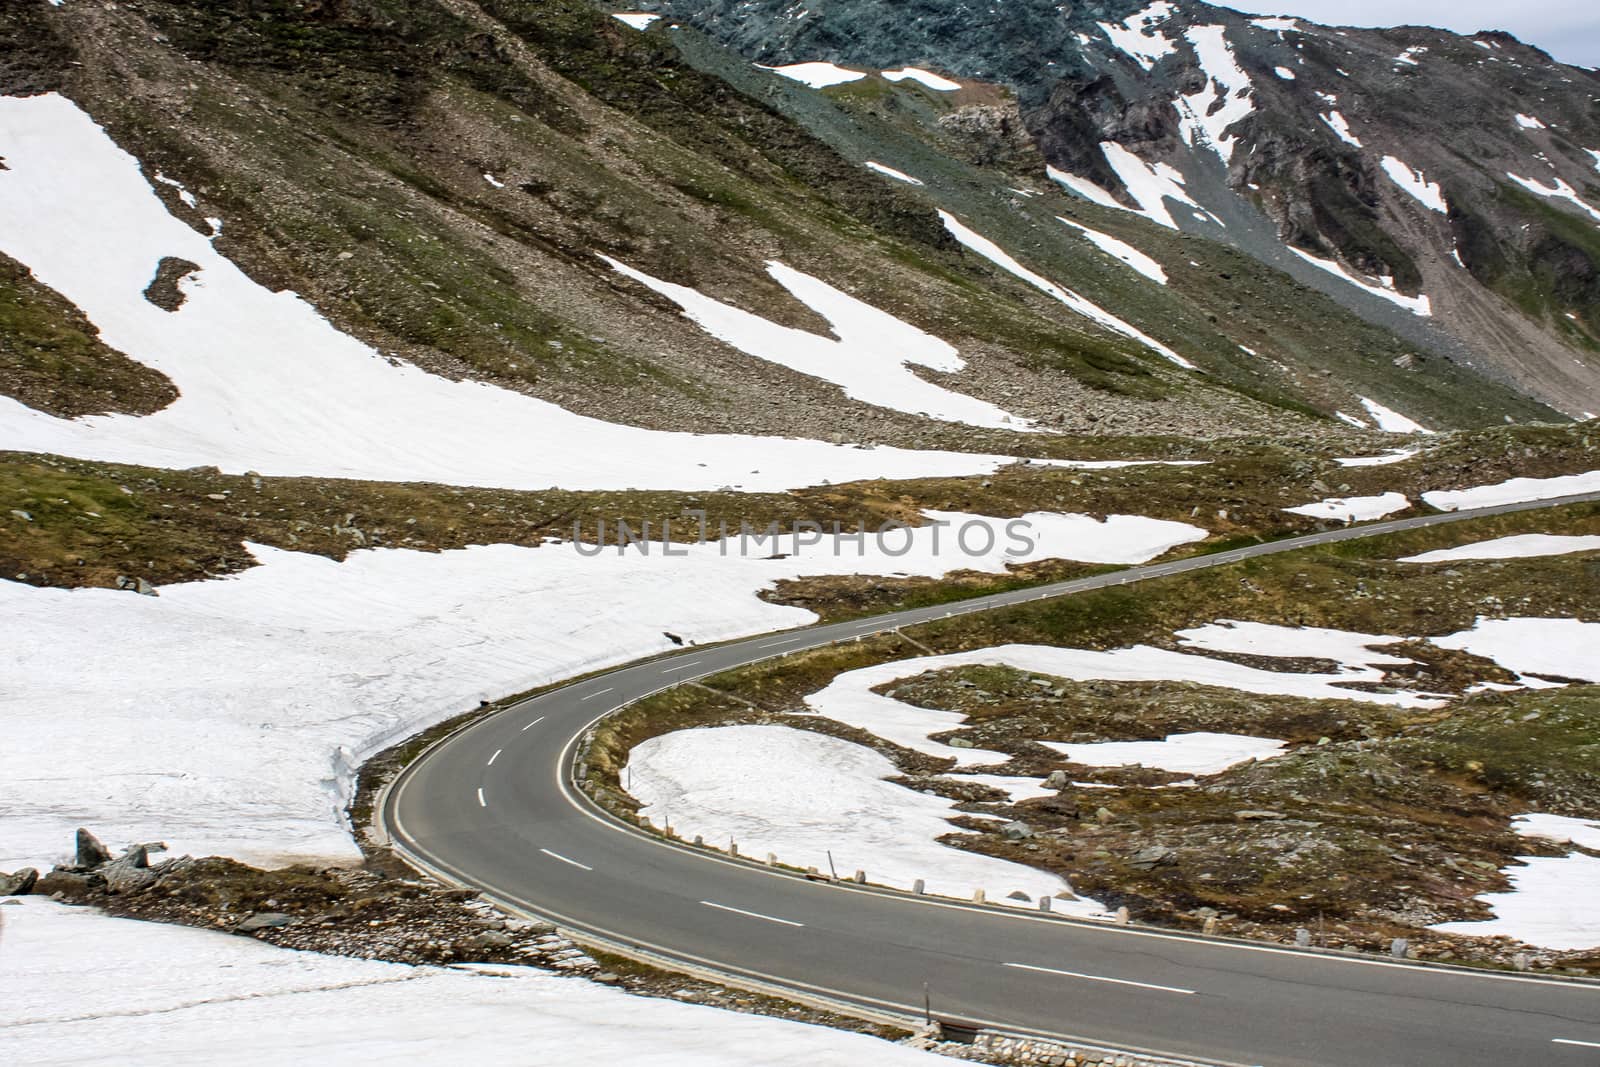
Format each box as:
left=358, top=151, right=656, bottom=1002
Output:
left=383, top=492, right=1600, bottom=1066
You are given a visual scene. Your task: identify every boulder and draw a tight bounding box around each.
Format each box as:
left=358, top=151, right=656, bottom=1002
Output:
left=1127, top=846, right=1177, bottom=870
left=75, top=828, right=113, bottom=868
left=236, top=912, right=295, bottom=933
left=1000, top=821, right=1034, bottom=841
left=101, top=845, right=161, bottom=893
left=463, top=930, right=515, bottom=953
left=36, top=869, right=99, bottom=897
left=0, top=867, right=39, bottom=895
left=1043, top=770, right=1069, bottom=790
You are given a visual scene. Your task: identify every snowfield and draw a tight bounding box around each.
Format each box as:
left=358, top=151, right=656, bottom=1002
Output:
left=1283, top=491, right=1411, bottom=522
left=1399, top=534, right=1600, bottom=564
left=1358, top=396, right=1432, bottom=435
left=1431, top=814, right=1600, bottom=950
left=881, top=67, right=961, bottom=91
left=0, top=899, right=944, bottom=1065
left=1335, top=448, right=1419, bottom=468
left=1039, top=732, right=1287, bottom=775
left=756, top=62, right=867, bottom=88
left=0, top=92, right=1054, bottom=491
left=1421, top=470, right=1600, bottom=511
left=1288, top=248, right=1432, bottom=317
left=1057, top=217, right=1168, bottom=284
left=1176, top=25, right=1256, bottom=163
left=1432, top=617, right=1600, bottom=684
left=602, top=255, right=1030, bottom=430
left=0, top=509, right=1205, bottom=870
left=1097, top=2, right=1178, bottom=72
left=864, top=160, right=924, bottom=185
left=1379, top=156, right=1448, bottom=214
left=940, top=212, right=1196, bottom=369
left=626, top=724, right=1101, bottom=912
left=1097, top=142, right=1220, bottom=230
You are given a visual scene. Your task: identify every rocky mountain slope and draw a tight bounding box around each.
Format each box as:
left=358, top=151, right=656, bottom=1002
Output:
left=641, top=0, right=1600, bottom=418
left=0, top=0, right=1566, bottom=448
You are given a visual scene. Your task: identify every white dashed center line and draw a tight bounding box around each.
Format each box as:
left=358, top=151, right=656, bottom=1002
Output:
left=487, top=749, right=501, bottom=766
left=1004, top=962, right=1194, bottom=995
left=581, top=688, right=614, bottom=701
left=520, top=716, right=546, bottom=731
left=700, top=900, right=805, bottom=927
left=540, top=848, right=593, bottom=871
left=1554, top=1038, right=1600, bottom=1049
left=660, top=660, right=703, bottom=673
left=476, top=788, right=486, bottom=808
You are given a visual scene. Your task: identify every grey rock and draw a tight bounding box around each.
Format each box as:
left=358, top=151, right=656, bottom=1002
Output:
left=76, top=828, right=113, bottom=868
left=0, top=867, right=39, bottom=895
left=9, top=509, right=31, bottom=522
left=1095, top=806, right=1115, bottom=825
left=464, top=930, right=515, bottom=953
left=236, top=912, right=295, bottom=933
left=102, top=844, right=164, bottom=893
left=1127, top=846, right=1176, bottom=870
left=1001, top=821, right=1034, bottom=841
left=946, top=737, right=973, bottom=749
left=1234, top=810, right=1287, bottom=821
left=1043, top=770, right=1069, bottom=789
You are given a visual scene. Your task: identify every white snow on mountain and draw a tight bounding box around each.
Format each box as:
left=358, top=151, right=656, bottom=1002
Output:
left=1505, top=172, right=1600, bottom=224
left=1098, top=142, right=1222, bottom=230
left=0, top=92, right=1060, bottom=490
left=610, top=12, right=659, bottom=30
left=1359, top=396, right=1433, bottom=434
left=756, top=62, right=866, bottom=88
left=1097, top=1, right=1178, bottom=71
left=1176, top=25, right=1256, bottom=162
left=1046, top=166, right=1128, bottom=211
left=1040, top=732, right=1287, bottom=775
left=1421, top=470, right=1600, bottom=510
left=626, top=724, right=1101, bottom=912
left=1057, top=217, right=1169, bottom=284
left=881, top=66, right=961, bottom=91
left=0, top=508, right=1205, bottom=870
left=3, top=899, right=945, bottom=1065
left=1288, top=248, right=1432, bottom=317
left=1431, top=814, right=1600, bottom=950
left=1379, top=156, right=1448, bottom=213
left=941, top=212, right=1196, bottom=368
left=603, top=256, right=1031, bottom=430
left=1321, top=111, right=1363, bottom=147
left=1399, top=533, right=1600, bottom=563
left=1283, top=491, right=1411, bottom=522
left=864, top=160, right=924, bottom=185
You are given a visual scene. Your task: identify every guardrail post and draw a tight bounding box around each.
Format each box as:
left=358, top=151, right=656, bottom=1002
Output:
left=766, top=852, right=777, bottom=866
left=1295, top=928, right=1312, bottom=948
left=1390, top=938, right=1408, bottom=959
left=1038, top=897, right=1051, bottom=913
left=1115, top=906, right=1130, bottom=925
left=693, top=835, right=703, bottom=847
left=972, top=889, right=986, bottom=904
left=913, top=879, right=925, bottom=895
left=853, top=869, right=866, bottom=884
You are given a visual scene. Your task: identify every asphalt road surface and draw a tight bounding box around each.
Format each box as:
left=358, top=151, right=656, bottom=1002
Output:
left=385, top=491, right=1600, bottom=1066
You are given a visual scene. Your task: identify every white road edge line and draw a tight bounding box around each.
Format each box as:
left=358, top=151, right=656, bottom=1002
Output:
left=1004, top=962, right=1195, bottom=995
left=487, top=749, right=501, bottom=766
left=1553, top=1038, right=1600, bottom=1048
left=581, top=688, right=615, bottom=700
left=540, top=848, right=593, bottom=871
left=661, top=660, right=703, bottom=673
left=476, top=788, right=486, bottom=807
left=701, top=900, right=805, bottom=927
left=520, top=716, right=546, bottom=731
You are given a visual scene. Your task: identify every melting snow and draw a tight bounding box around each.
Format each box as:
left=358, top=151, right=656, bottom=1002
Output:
left=1250, top=17, right=1302, bottom=33
left=1321, top=111, right=1363, bottom=147
left=1399, top=534, right=1600, bottom=564
left=1431, top=814, right=1600, bottom=950
left=1175, top=25, right=1256, bottom=163
left=627, top=724, right=1099, bottom=911
left=1284, top=491, right=1411, bottom=522
left=1505, top=172, right=1600, bottom=224
left=1359, top=396, right=1433, bottom=434
left=882, top=66, right=961, bottom=91
left=1046, top=165, right=1126, bottom=212
left=4, top=899, right=944, bottom=1064
left=1288, top=248, right=1432, bottom=317
left=1096, top=1, right=1178, bottom=72
left=863, top=160, right=923, bottom=185
left=1394, top=47, right=1425, bottom=67
left=941, top=212, right=1195, bottom=368
left=1041, top=732, right=1287, bottom=775
left=610, top=11, right=659, bottom=30
left=481, top=172, right=504, bottom=188
left=1099, top=141, right=1220, bottom=230
left=1432, top=617, right=1600, bottom=684
left=756, top=62, right=866, bottom=89
left=0, top=92, right=1061, bottom=491
left=1421, top=470, right=1600, bottom=510
left=1056, top=217, right=1168, bottom=284
left=1335, top=448, right=1419, bottom=468
left=603, top=255, right=1031, bottom=430
left=1379, top=156, right=1447, bottom=213
left=1514, top=113, right=1547, bottom=130
left=1273, top=66, right=1297, bottom=80
left=0, top=509, right=1204, bottom=869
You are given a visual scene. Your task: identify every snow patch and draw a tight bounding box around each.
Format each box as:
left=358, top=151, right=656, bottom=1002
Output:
left=0, top=509, right=1204, bottom=869
left=1505, top=172, right=1600, bottom=224
left=481, top=172, right=504, bottom=188
left=1335, top=448, right=1419, bottom=468
left=1097, top=2, right=1178, bottom=72
left=882, top=66, right=961, bottom=91
left=1283, top=491, right=1411, bottom=522
left=1175, top=25, right=1256, bottom=163
left=1379, top=156, right=1447, bottom=213
left=1046, top=165, right=1126, bottom=212
left=941, top=212, right=1195, bottom=368
left=603, top=255, right=1030, bottom=430
left=610, top=12, right=659, bottom=30
left=0, top=92, right=1057, bottom=492
left=1399, top=534, right=1600, bottom=564
left=1421, top=470, right=1600, bottom=510
left=1273, top=66, right=1296, bottom=80
left=1432, top=617, right=1600, bottom=684
left=756, top=62, right=866, bottom=89
left=1514, top=113, right=1547, bottom=130
left=1099, top=141, right=1220, bottom=230
left=1288, top=247, right=1431, bottom=317
left=1056, top=217, right=1168, bottom=284
left=3, top=899, right=944, bottom=1064
left=1040, top=732, right=1286, bottom=775
left=627, top=724, right=1099, bottom=912
left=1431, top=814, right=1600, bottom=950
left=1359, top=396, right=1433, bottom=434
left=863, top=160, right=923, bottom=185
left=1320, top=111, right=1363, bottom=147
left=1250, top=17, right=1302, bottom=33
